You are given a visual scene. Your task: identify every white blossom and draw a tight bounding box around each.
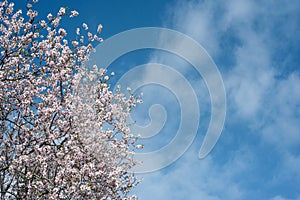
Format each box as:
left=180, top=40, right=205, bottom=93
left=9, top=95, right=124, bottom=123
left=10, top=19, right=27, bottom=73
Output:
left=0, top=2, right=142, bottom=199
left=47, top=13, right=52, bottom=20
left=58, top=7, right=66, bottom=16
left=70, top=10, right=79, bottom=17
left=82, top=22, right=88, bottom=30
left=97, top=23, right=103, bottom=33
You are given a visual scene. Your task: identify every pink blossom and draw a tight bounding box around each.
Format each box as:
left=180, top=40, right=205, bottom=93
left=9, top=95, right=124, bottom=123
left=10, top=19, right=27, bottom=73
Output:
left=58, top=28, right=67, bottom=36
left=0, top=1, right=142, bottom=199
left=71, top=40, right=78, bottom=46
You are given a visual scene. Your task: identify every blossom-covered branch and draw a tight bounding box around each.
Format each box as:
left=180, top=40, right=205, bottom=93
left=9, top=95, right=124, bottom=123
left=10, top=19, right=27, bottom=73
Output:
left=0, top=0, right=142, bottom=199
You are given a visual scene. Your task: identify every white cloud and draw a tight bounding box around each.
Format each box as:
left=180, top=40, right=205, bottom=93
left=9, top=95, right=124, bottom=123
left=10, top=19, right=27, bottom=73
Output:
left=134, top=0, right=300, bottom=199
left=135, top=150, right=245, bottom=200
left=270, top=195, right=300, bottom=200
left=262, top=73, right=300, bottom=148
left=270, top=196, right=286, bottom=200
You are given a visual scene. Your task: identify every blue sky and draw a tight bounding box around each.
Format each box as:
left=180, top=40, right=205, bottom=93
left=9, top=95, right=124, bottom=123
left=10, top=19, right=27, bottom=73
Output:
left=14, top=0, right=300, bottom=199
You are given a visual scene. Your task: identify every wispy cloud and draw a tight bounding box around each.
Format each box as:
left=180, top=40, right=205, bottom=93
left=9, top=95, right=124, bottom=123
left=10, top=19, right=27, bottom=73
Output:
left=134, top=0, right=300, bottom=199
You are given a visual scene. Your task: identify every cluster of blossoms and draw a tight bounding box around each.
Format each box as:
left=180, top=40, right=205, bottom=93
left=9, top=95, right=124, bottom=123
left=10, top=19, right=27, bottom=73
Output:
left=0, top=0, right=142, bottom=199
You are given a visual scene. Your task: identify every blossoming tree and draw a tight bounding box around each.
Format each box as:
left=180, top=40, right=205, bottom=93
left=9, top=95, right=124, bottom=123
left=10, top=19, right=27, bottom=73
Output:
left=0, top=1, right=142, bottom=199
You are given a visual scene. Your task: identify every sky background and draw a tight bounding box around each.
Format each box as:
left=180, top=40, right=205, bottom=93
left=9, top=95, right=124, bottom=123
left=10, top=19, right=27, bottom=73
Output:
left=14, top=0, right=300, bottom=199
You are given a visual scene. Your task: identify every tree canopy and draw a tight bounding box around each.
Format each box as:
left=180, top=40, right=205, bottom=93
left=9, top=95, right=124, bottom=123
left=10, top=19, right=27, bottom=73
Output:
left=0, top=1, right=142, bottom=199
